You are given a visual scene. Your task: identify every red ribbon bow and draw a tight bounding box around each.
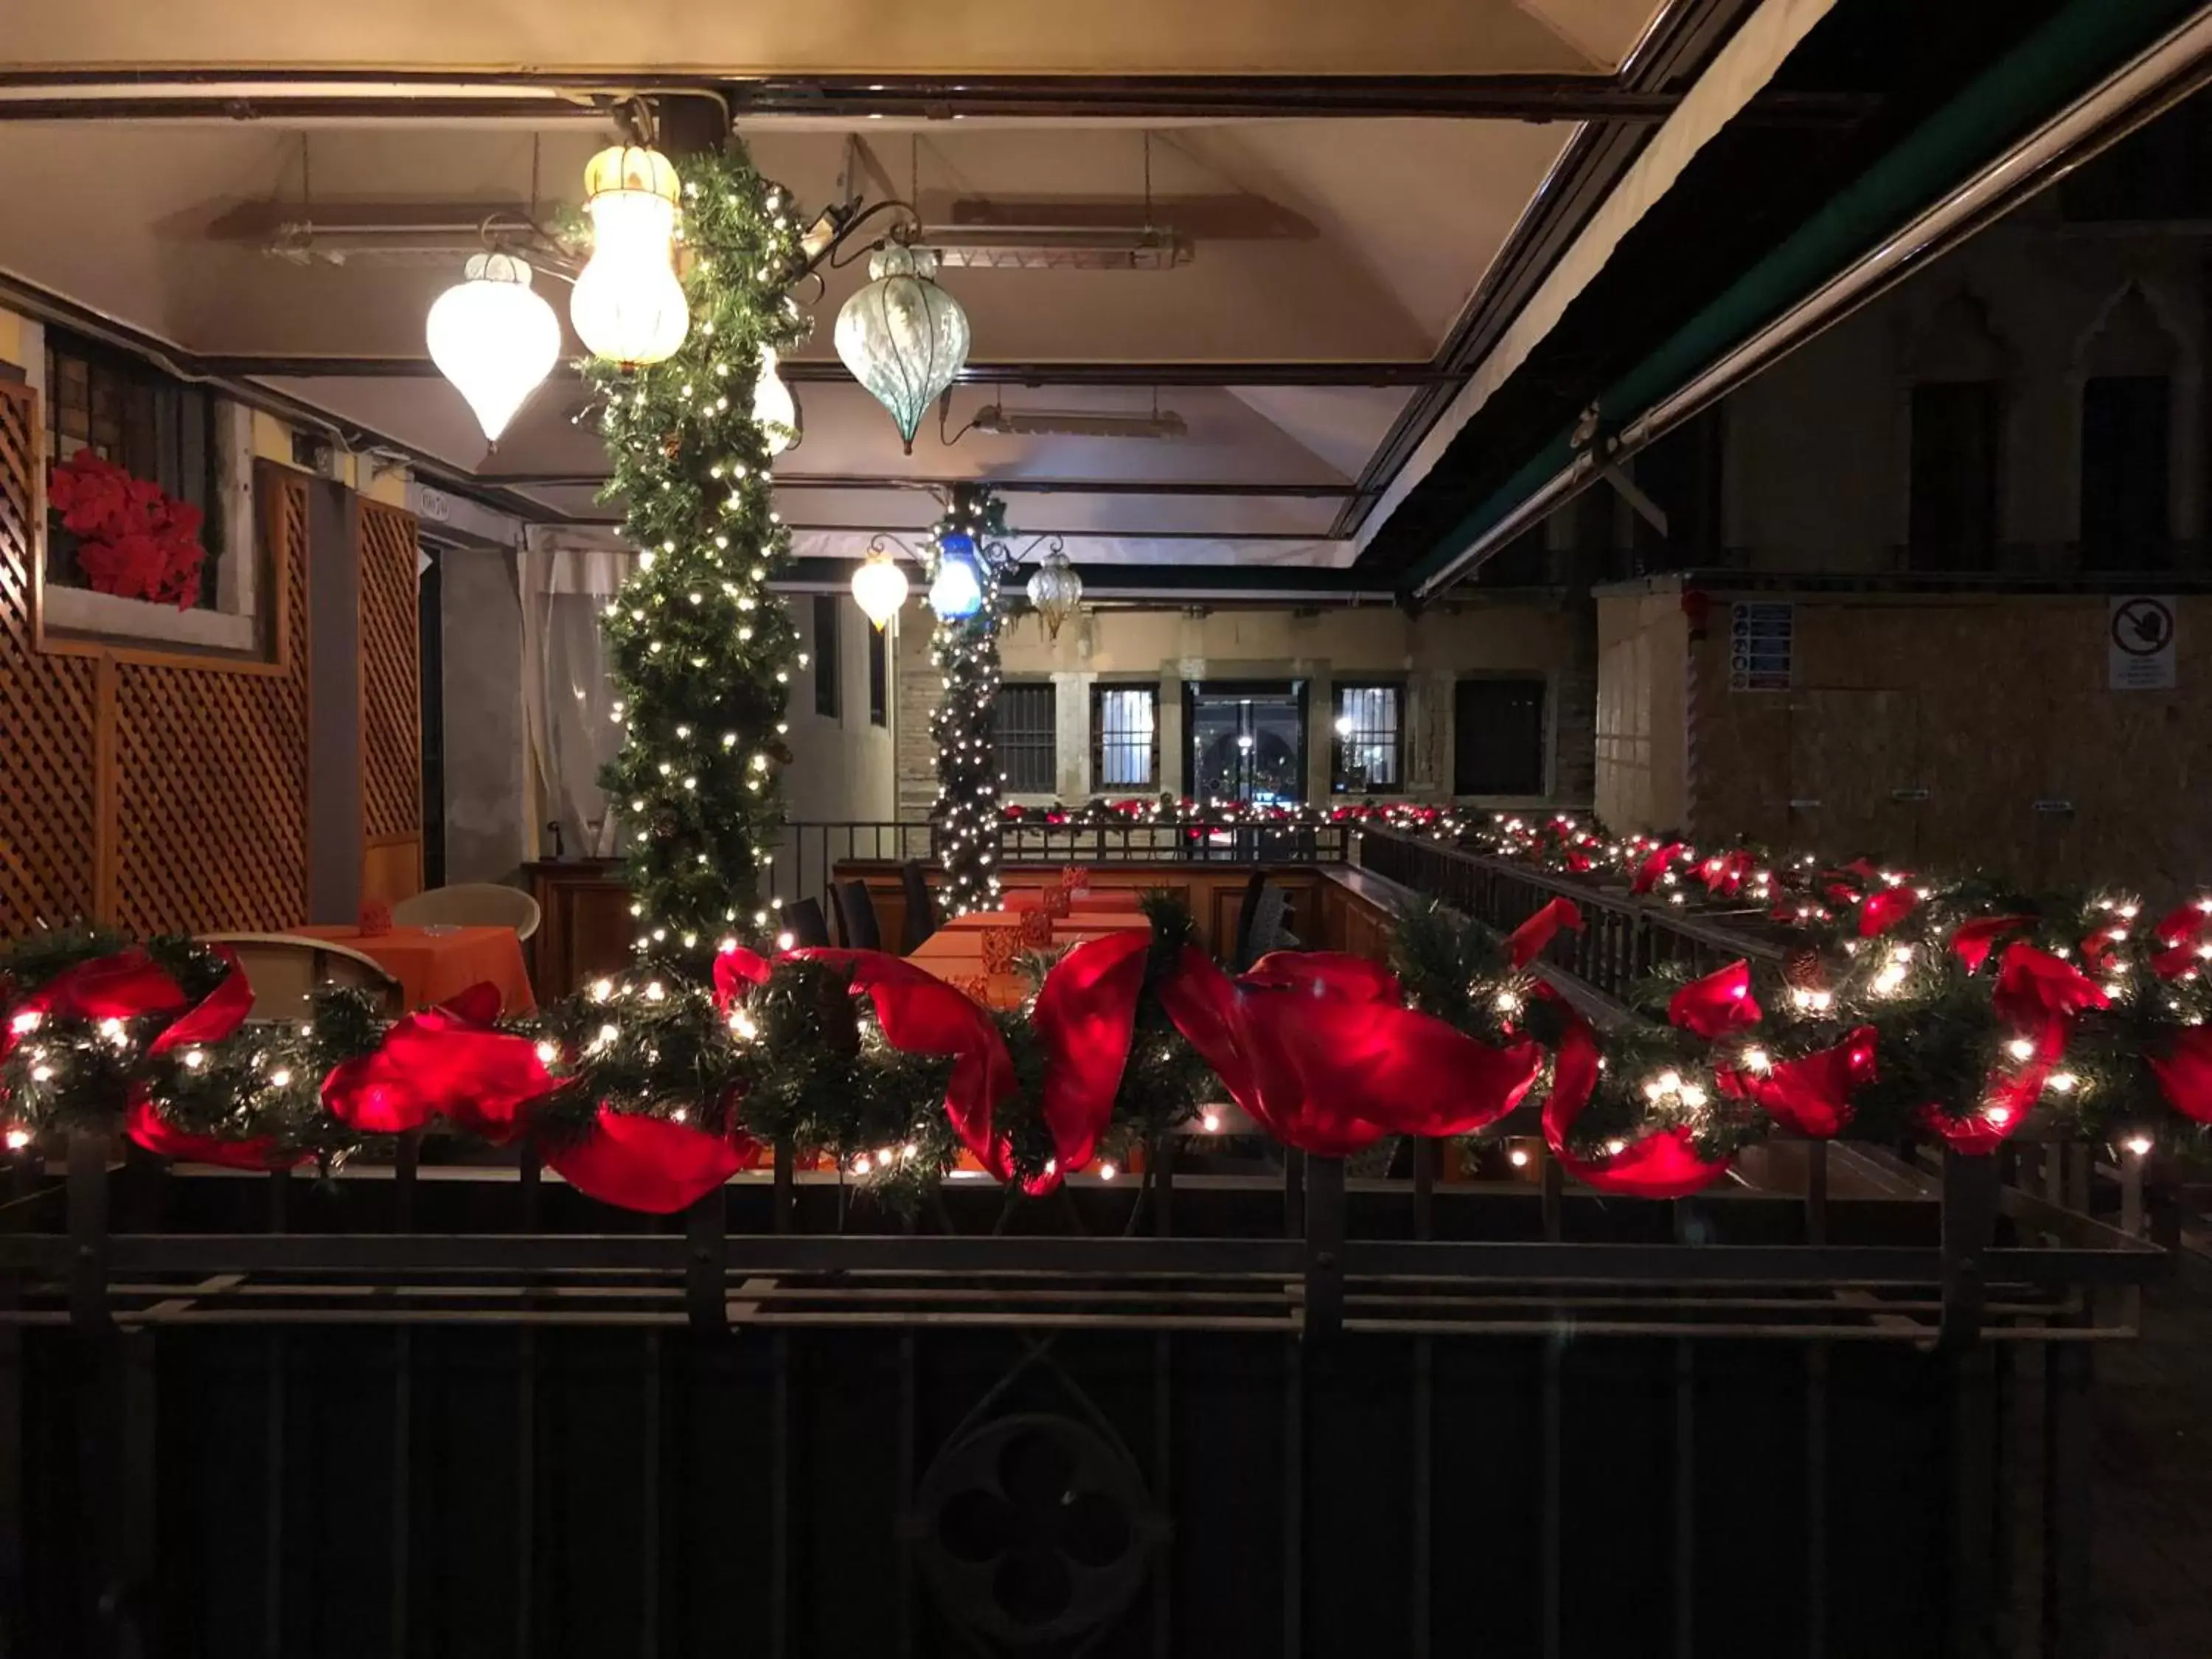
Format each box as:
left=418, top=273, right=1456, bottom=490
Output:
left=1539, top=1001, right=1732, bottom=1199
left=1630, top=842, right=1684, bottom=897
left=1857, top=887, right=1921, bottom=939
left=1506, top=898, right=1583, bottom=970
left=1156, top=949, right=1541, bottom=1156
left=790, top=949, right=1025, bottom=1186
left=1717, top=1028, right=1877, bottom=1138
left=1030, top=931, right=1153, bottom=1180
left=321, top=981, right=558, bottom=1141
left=1666, top=959, right=1761, bottom=1040
left=547, top=1108, right=761, bottom=1214
left=125, top=950, right=308, bottom=1172
left=1949, top=915, right=2034, bottom=975
left=2149, top=1025, right=2212, bottom=1124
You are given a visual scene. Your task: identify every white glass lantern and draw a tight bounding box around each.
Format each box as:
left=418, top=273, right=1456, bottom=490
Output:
left=752, top=347, right=799, bottom=456
left=851, top=548, right=911, bottom=630
left=834, top=245, right=970, bottom=453
left=1024, top=552, right=1082, bottom=641
left=426, top=252, right=562, bottom=445
left=571, top=145, right=689, bottom=366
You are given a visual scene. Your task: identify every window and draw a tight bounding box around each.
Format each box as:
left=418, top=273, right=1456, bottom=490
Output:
left=1907, top=381, right=2000, bottom=571
left=813, top=594, right=841, bottom=719
left=1453, top=678, right=1546, bottom=796
left=1186, top=681, right=1307, bottom=806
left=2081, top=375, right=2171, bottom=571
left=866, top=617, right=888, bottom=726
left=44, top=327, right=223, bottom=607
left=1332, top=684, right=1402, bottom=793
left=995, top=682, right=1057, bottom=793
left=1091, top=684, right=1158, bottom=790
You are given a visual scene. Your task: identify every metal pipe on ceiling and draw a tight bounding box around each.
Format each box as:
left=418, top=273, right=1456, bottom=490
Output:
left=1411, top=0, right=2212, bottom=602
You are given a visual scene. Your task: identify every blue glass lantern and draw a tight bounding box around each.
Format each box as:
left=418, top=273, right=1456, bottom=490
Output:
left=928, top=533, right=984, bottom=619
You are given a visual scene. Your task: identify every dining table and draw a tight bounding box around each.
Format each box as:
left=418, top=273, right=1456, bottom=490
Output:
left=904, top=907, right=1152, bottom=1011
left=293, top=924, right=538, bottom=1015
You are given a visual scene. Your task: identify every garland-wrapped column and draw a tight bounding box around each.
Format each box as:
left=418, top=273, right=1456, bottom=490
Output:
left=588, top=144, right=808, bottom=960
left=927, top=484, right=1010, bottom=917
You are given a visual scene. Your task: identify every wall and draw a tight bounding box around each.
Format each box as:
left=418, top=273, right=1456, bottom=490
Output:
left=1717, top=201, right=2208, bottom=573
left=1599, top=575, right=2212, bottom=891
left=0, top=302, right=420, bottom=935
left=891, top=596, right=1583, bottom=818
left=438, top=547, right=529, bottom=883
left=781, top=592, right=897, bottom=872
left=1593, top=588, right=1688, bottom=832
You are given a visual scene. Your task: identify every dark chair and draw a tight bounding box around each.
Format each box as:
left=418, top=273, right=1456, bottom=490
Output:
left=779, top=897, right=830, bottom=948
left=1244, top=886, right=1298, bottom=966
left=900, top=860, right=939, bottom=953
left=834, top=880, right=883, bottom=952
left=1230, top=871, right=1268, bottom=971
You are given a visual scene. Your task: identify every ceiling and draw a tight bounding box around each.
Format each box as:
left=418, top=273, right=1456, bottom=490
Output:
left=7, top=0, right=1669, bottom=79
left=8, top=0, right=2158, bottom=584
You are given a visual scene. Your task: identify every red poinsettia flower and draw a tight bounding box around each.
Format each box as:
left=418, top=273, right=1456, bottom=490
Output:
left=48, top=448, right=209, bottom=611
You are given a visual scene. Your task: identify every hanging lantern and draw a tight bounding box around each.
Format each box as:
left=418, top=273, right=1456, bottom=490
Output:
left=851, top=547, right=911, bottom=630
left=834, top=245, right=970, bottom=453
left=928, top=532, right=985, bottom=619
left=1024, top=552, right=1082, bottom=641
left=753, top=346, right=799, bottom=456
left=571, top=144, right=689, bottom=366
left=426, top=252, right=562, bottom=445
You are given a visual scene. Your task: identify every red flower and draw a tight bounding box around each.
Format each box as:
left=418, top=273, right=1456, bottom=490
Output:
left=48, top=448, right=208, bottom=611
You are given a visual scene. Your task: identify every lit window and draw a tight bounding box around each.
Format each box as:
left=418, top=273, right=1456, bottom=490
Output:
left=1332, top=684, right=1401, bottom=793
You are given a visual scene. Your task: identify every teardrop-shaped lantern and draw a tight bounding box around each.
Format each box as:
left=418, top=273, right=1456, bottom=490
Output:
left=851, top=547, right=911, bottom=630
left=753, top=347, right=800, bottom=456
left=834, top=245, right=970, bottom=453
left=1024, top=552, right=1082, bottom=641
left=571, top=144, right=689, bottom=366
left=427, top=253, right=563, bottom=445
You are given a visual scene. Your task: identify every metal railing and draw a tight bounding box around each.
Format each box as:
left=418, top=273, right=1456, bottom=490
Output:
left=1351, top=825, right=1782, bottom=1002
left=773, top=816, right=1352, bottom=918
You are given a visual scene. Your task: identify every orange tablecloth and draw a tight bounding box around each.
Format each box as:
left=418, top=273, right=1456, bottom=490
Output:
left=293, top=925, right=538, bottom=1015
left=906, top=910, right=1150, bottom=1010
left=1002, top=888, right=1144, bottom=916
left=939, top=907, right=1152, bottom=934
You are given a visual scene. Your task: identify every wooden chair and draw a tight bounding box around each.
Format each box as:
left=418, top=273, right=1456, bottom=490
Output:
left=834, top=880, right=883, bottom=952
left=779, top=898, right=830, bottom=948
left=198, top=933, right=403, bottom=1020
left=900, top=860, right=939, bottom=953
left=393, top=882, right=542, bottom=941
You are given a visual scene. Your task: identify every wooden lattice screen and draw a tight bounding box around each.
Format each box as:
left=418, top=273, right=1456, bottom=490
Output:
left=110, top=470, right=313, bottom=935
left=0, top=383, right=98, bottom=936
left=356, top=498, right=422, bottom=852
left=0, top=385, right=317, bottom=939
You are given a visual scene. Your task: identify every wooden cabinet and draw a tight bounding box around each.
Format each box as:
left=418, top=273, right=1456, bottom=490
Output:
left=523, top=860, right=635, bottom=998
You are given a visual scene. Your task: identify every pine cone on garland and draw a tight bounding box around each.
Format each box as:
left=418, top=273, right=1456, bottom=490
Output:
left=1783, top=945, right=1829, bottom=995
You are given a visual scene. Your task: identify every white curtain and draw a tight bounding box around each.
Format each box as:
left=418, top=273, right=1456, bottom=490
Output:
left=521, top=531, right=635, bottom=858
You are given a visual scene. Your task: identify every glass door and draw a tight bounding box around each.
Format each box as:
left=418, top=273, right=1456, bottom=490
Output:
left=1185, top=681, right=1307, bottom=806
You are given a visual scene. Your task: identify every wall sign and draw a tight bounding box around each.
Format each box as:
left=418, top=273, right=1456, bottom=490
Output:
left=1728, top=602, right=1793, bottom=691
left=2108, top=595, right=2177, bottom=691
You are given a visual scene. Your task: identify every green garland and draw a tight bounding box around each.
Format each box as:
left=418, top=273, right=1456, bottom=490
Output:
left=927, top=484, right=1012, bottom=917
left=588, top=141, right=811, bottom=964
